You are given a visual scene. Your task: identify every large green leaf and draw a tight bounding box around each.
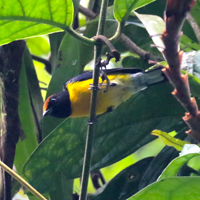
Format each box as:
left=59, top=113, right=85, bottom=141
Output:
left=0, top=0, right=74, bottom=45
left=114, top=0, right=155, bottom=23
left=23, top=81, right=185, bottom=193
left=129, top=177, right=200, bottom=200
left=158, top=153, right=200, bottom=181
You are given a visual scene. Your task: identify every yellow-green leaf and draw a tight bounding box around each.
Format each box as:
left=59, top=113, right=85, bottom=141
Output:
left=152, top=130, right=190, bottom=151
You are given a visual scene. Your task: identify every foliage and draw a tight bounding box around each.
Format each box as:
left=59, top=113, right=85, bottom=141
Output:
left=0, top=0, right=200, bottom=200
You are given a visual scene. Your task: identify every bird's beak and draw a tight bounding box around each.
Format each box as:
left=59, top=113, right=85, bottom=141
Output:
left=43, top=109, right=50, bottom=117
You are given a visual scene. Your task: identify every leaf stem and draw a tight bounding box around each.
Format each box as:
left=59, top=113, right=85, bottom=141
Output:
left=78, top=0, right=109, bottom=200
left=0, top=16, right=95, bottom=46
left=109, top=22, right=123, bottom=43
left=0, top=160, right=47, bottom=200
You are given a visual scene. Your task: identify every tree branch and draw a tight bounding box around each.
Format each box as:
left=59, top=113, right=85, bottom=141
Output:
left=161, top=0, right=200, bottom=142
left=119, top=33, right=156, bottom=61
left=79, top=0, right=109, bottom=200
left=78, top=5, right=97, bottom=19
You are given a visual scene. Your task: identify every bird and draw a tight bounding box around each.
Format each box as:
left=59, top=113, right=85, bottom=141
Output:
left=43, top=67, right=167, bottom=118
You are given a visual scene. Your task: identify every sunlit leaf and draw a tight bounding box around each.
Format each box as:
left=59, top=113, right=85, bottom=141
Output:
left=134, top=12, right=165, bottom=52
left=114, top=0, right=155, bottom=23
left=129, top=177, right=200, bottom=200
left=26, top=36, right=50, bottom=56
left=0, top=0, right=74, bottom=45
left=158, top=153, right=200, bottom=181
left=152, top=130, right=190, bottom=151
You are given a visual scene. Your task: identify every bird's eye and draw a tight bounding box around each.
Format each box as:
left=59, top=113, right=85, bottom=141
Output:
left=49, top=97, right=56, bottom=104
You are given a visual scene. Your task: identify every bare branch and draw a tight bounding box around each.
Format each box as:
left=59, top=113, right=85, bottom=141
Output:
left=119, top=33, right=156, bottom=61
left=78, top=5, right=97, bottom=20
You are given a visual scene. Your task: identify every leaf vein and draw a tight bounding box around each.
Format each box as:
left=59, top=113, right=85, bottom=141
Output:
left=17, top=0, right=25, bottom=16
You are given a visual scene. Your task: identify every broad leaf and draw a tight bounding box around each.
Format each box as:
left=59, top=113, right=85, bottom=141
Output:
left=23, top=81, right=185, bottom=193
left=0, top=0, right=74, bottom=45
left=114, top=0, right=155, bottom=23
left=129, top=177, right=200, bottom=200
left=134, top=12, right=165, bottom=52
left=158, top=153, right=200, bottom=181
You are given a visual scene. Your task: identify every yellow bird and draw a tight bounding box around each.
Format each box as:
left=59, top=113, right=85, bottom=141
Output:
left=43, top=67, right=166, bottom=118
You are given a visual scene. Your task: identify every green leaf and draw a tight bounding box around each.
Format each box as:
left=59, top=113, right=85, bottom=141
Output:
left=122, top=56, right=151, bottom=70
left=26, top=36, right=50, bottom=56
left=134, top=12, right=165, bottom=52
left=158, top=153, right=200, bottom=181
left=23, top=45, right=43, bottom=127
left=151, top=130, right=190, bottom=151
left=180, top=35, right=200, bottom=52
left=182, top=71, right=200, bottom=97
left=89, top=157, right=153, bottom=200
left=23, top=82, right=185, bottom=193
left=114, top=0, right=155, bottom=23
left=49, top=32, right=66, bottom=73
left=0, top=0, right=74, bottom=45
left=129, top=177, right=200, bottom=200
left=15, top=56, right=38, bottom=174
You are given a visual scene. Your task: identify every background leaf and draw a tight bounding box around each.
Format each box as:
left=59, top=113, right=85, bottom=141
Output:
left=15, top=55, right=38, bottom=174
left=134, top=12, right=165, bottom=52
left=23, top=81, right=186, bottom=193
left=113, top=0, right=155, bottom=23
left=89, top=157, right=154, bottom=200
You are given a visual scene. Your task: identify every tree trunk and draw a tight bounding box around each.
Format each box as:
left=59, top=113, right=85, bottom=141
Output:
left=0, top=40, right=26, bottom=200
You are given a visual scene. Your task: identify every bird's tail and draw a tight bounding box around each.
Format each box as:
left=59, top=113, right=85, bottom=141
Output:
left=130, top=66, right=167, bottom=92
left=143, top=66, right=167, bottom=86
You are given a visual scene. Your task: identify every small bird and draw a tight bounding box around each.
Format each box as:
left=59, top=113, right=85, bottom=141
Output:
left=43, top=67, right=166, bottom=118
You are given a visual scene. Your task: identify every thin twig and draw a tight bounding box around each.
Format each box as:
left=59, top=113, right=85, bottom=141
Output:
left=0, top=160, right=47, bottom=200
left=32, top=55, right=52, bottom=74
left=78, top=5, right=97, bottom=19
left=120, top=33, right=156, bottom=61
left=78, top=0, right=109, bottom=200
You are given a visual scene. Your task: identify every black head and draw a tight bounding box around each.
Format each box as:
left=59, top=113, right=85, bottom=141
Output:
left=43, top=90, right=72, bottom=118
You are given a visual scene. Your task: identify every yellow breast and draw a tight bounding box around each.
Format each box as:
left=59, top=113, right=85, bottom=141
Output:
left=67, top=74, right=134, bottom=117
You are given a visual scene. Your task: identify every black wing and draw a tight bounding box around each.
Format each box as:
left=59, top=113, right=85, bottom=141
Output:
left=64, top=68, right=144, bottom=88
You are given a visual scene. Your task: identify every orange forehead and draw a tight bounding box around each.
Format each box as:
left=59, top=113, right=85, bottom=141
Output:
left=43, top=95, right=54, bottom=112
